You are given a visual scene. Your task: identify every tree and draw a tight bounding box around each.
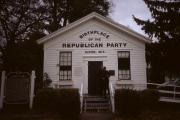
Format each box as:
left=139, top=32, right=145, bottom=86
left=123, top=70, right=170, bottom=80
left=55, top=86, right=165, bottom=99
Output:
left=0, top=0, right=111, bottom=69
left=0, top=0, right=112, bottom=89
left=0, top=0, right=47, bottom=72
left=42, top=0, right=111, bottom=32
left=0, top=0, right=46, bottom=46
left=133, top=0, right=180, bottom=82
left=0, top=0, right=47, bottom=90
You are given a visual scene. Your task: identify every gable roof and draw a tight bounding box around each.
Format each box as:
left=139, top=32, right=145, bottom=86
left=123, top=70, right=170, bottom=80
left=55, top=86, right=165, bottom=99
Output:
left=37, top=12, right=151, bottom=44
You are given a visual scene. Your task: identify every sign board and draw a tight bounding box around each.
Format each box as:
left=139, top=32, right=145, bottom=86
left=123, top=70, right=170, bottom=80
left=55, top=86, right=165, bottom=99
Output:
left=5, top=72, right=30, bottom=104
left=109, top=70, right=115, bottom=76
left=61, top=30, right=127, bottom=48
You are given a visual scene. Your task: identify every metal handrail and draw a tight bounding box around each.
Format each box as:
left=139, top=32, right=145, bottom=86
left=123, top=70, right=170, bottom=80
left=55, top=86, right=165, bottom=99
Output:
left=148, top=82, right=180, bottom=88
left=114, top=82, right=180, bottom=102
left=147, top=83, right=180, bottom=100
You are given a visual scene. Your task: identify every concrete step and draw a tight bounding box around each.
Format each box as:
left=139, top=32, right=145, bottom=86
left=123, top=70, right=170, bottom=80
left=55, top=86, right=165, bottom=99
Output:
left=83, top=95, right=111, bottom=112
left=81, top=112, right=114, bottom=120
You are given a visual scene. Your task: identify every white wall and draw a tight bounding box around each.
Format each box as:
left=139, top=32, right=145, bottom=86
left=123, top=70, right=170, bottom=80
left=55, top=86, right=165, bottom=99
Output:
left=43, top=19, right=147, bottom=92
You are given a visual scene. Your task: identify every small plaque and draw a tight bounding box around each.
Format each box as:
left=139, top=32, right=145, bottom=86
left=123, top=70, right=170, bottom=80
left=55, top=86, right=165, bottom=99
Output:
left=109, top=70, right=115, bottom=76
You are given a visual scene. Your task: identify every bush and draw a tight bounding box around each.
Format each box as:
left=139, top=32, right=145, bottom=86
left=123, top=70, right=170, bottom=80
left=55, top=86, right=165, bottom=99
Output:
left=140, top=89, right=159, bottom=109
left=115, top=89, right=141, bottom=117
left=34, top=88, right=58, bottom=111
left=114, top=89, right=160, bottom=117
left=58, top=89, right=80, bottom=118
left=34, top=88, right=80, bottom=118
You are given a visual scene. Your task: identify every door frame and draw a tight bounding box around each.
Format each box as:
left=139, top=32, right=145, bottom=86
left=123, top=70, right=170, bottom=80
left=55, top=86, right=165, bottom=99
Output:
left=83, top=56, right=107, bottom=94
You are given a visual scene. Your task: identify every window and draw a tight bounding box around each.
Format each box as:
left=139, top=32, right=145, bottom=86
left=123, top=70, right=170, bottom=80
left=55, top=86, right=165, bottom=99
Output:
left=59, top=52, right=72, bottom=80
left=118, top=51, right=131, bottom=80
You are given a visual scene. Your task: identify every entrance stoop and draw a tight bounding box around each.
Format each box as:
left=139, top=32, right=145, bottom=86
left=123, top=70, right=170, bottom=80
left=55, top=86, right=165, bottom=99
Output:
left=83, top=94, right=111, bottom=112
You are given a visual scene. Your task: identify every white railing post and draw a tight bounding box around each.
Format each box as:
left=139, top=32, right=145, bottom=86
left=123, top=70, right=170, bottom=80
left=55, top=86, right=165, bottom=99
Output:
left=0, top=71, right=5, bottom=109
left=109, top=82, right=115, bottom=113
left=79, top=83, right=83, bottom=113
left=80, top=83, right=84, bottom=113
left=29, top=70, right=35, bottom=109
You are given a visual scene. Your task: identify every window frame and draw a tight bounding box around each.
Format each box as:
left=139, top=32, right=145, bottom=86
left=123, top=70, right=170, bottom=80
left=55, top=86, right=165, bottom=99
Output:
left=59, top=51, right=72, bottom=81
left=118, top=51, right=131, bottom=80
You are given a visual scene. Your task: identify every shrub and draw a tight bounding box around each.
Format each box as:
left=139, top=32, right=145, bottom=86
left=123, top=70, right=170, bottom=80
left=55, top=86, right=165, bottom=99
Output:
left=140, top=89, right=159, bottom=109
left=43, top=73, right=52, bottom=88
left=57, top=88, right=80, bottom=118
left=115, top=89, right=141, bottom=117
left=114, top=88, right=160, bottom=117
left=34, top=88, right=58, bottom=111
left=34, top=88, right=80, bottom=118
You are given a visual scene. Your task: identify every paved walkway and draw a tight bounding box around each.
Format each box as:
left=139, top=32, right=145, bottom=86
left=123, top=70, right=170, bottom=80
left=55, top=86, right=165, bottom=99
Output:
left=80, top=112, right=114, bottom=120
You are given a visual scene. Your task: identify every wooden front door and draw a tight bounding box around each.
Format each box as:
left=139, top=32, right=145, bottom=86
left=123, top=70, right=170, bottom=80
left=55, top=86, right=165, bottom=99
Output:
left=88, top=61, right=103, bottom=95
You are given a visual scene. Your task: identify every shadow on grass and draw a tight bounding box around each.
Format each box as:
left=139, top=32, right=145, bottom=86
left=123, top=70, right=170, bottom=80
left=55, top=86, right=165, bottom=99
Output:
left=0, top=104, right=80, bottom=120
left=115, top=102, right=180, bottom=120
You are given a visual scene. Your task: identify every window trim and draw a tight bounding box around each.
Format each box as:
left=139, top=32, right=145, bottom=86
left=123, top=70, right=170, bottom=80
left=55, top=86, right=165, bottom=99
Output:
left=59, top=51, right=72, bottom=81
left=118, top=51, right=131, bottom=80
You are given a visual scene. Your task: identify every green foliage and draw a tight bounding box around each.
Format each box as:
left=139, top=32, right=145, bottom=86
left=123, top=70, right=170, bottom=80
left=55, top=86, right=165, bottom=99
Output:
left=115, top=89, right=160, bottom=117
left=133, top=0, right=180, bottom=40
left=34, top=88, right=58, bottom=111
left=140, top=89, right=159, bottom=109
left=0, top=0, right=112, bottom=89
left=34, top=88, right=80, bottom=118
left=0, top=0, right=46, bottom=44
left=2, top=33, right=44, bottom=91
left=43, top=0, right=111, bottom=32
left=115, top=110, right=180, bottom=120
left=115, top=89, right=141, bottom=117
left=133, top=0, right=180, bottom=82
left=58, top=89, right=80, bottom=118
left=43, top=73, right=52, bottom=88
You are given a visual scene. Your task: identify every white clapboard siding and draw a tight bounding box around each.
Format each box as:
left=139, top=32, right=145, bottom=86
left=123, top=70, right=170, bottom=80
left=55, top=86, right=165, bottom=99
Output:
left=42, top=15, right=148, bottom=92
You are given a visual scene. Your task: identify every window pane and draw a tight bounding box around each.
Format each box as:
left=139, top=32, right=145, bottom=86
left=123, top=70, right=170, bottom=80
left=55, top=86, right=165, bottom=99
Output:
left=63, top=61, right=67, bottom=66
left=118, top=58, right=130, bottom=69
left=118, top=51, right=131, bottom=80
left=118, top=70, right=130, bottom=80
left=68, top=75, right=71, bottom=80
left=118, top=51, right=130, bottom=58
left=60, top=61, right=64, bottom=66
left=59, top=52, right=72, bottom=81
left=68, top=71, right=71, bottom=76
left=60, top=71, right=63, bottom=75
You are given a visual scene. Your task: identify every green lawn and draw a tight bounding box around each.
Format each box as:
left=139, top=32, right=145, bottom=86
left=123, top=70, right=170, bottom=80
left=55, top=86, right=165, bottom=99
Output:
left=1, top=102, right=180, bottom=120
left=0, top=104, right=79, bottom=120
left=0, top=112, right=63, bottom=120
left=115, top=110, right=180, bottom=120
left=0, top=108, right=77, bottom=120
left=115, top=102, right=180, bottom=120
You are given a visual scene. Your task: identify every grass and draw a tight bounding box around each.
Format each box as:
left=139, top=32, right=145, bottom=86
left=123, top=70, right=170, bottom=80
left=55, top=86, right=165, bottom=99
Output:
left=115, top=102, right=180, bottom=120
left=1, top=102, right=180, bottom=120
left=0, top=104, right=79, bottom=120
left=0, top=110, right=80, bottom=120
left=0, top=109, right=64, bottom=120
left=0, top=112, right=62, bottom=120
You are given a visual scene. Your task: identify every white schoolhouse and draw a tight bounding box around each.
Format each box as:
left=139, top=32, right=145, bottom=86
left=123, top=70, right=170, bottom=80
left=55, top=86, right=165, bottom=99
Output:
left=37, top=12, right=151, bottom=95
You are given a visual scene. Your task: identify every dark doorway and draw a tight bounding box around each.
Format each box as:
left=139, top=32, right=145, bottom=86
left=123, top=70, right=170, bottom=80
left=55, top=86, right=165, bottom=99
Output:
left=88, top=61, right=103, bottom=95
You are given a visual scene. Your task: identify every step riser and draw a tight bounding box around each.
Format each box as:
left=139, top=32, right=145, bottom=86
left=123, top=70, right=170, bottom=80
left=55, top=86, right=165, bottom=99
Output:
left=83, top=96, right=111, bottom=112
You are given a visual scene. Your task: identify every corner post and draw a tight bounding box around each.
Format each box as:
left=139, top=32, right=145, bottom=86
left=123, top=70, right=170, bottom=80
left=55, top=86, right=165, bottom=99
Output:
left=0, top=71, right=6, bottom=109
left=29, top=70, right=35, bottom=109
